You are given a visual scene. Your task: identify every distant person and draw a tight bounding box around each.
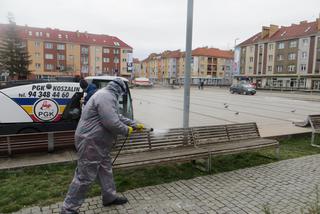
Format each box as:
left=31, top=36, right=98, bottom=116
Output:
left=79, top=79, right=97, bottom=105
left=200, top=80, right=204, bottom=90
left=198, top=79, right=201, bottom=90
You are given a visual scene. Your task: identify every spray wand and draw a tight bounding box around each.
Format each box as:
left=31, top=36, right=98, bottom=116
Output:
left=112, top=127, right=153, bottom=166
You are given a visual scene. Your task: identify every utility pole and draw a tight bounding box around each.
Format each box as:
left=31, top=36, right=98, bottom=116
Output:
left=183, top=0, right=194, bottom=129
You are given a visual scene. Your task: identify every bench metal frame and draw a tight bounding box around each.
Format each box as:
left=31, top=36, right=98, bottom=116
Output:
left=309, top=115, right=320, bottom=148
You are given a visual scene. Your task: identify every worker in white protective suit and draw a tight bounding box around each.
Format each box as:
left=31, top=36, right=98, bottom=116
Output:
left=61, top=78, right=144, bottom=214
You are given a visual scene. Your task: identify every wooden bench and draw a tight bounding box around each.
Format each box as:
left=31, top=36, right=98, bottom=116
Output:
left=191, top=123, right=279, bottom=171
left=0, top=122, right=279, bottom=172
left=113, top=122, right=279, bottom=171
left=112, top=127, right=209, bottom=169
left=0, top=130, right=75, bottom=156
left=309, top=115, right=320, bottom=147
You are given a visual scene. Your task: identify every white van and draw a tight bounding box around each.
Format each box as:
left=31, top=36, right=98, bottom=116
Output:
left=0, top=76, right=133, bottom=135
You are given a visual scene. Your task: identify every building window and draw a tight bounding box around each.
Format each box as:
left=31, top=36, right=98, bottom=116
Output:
left=58, top=34, right=62, bottom=39
left=289, top=41, right=297, bottom=48
left=46, top=32, right=50, bottom=38
left=35, top=32, right=40, bottom=37
left=268, top=66, right=272, bottom=71
left=268, top=55, right=273, bottom=61
left=302, top=52, right=308, bottom=59
left=35, top=52, right=40, bottom=58
left=269, top=44, right=274, bottom=50
left=278, top=42, right=284, bottom=49
left=276, top=65, right=283, bottom=72
left=226, top=66, right=230, bottom=71
left=114, top=42, right=120, bottom=46
left=103, top=48, right=110, bottom=53
left=95, top=57, right=100, bottom=61
left=249, top=57, right=254, bottom=62
left=45, top=42, right=53, bottom=49
left=45, top=64, right=53, bottom=70
left=277, top=54, right=284, bottom=61
left=69, top=55, right=74, bottom=61
left=300, top=64, right=307, bottom=71
left=58, top=65, right=65, bottom=71
left=35, top=63, right=41, bottom=69
left=45, top=53, right=54, bottom=59
left=288, top=53, right=296, bottom=60
left=122, top=58, right=126, bottom=62
left=103, top=58, right=110, bottom=63
left=81, top=57, right=89, bottom=64
left=302, top=39, right=308, bottom=46
left=288, top=65, right=296, bottom=72
left=35, top=41, right=41, bottom=47
left=57, top=44, right=65, bottom=50
left=81, top=65, right=89, bottom=73
left=114, top=58, right=119, bottom=63
left=81, top=47, right=89, bottom=54
left=28, top=31, right=32, bottom=36
left=250, top=46, right=254, bottom=52
left=57, top=54, right=65, bottom=60
left=249, top=66, right=253, bottom=72
left=113, top=49, right=120, bottom=54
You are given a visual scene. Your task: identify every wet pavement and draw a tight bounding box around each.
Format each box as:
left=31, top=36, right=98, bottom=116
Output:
left=131, top=87, right=320, bottom=137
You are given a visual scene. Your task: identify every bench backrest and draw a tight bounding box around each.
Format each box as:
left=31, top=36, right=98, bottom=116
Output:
left=191, top=125, right=229, bottom=145
left=226, top=122, right=260, bottom=142
left=113, top=128, right=193, bottom=154
left=0, top=130, right=75, bottom=156
left=309, top=115, right=320, bottom=131
left=191, top=122, right=260, bottom=146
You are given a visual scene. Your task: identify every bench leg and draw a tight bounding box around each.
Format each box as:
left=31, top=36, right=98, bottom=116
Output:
left=275, top=145, right=280, bottom=160
left=311, top=132, right=320, bottom=148
left=207, top=153, right=212, bottom=172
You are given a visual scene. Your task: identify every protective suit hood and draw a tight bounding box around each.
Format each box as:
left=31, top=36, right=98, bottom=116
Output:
left=106, top=78, right=127, bottom=97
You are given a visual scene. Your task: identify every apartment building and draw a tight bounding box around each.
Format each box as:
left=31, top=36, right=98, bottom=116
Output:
left=0, top=24, right=132, bottom=79
left=141, top=47, right=233, bottom=84
left=133, top=58, right=141, bottom=77
left=237, top=18, right=320, bottom=89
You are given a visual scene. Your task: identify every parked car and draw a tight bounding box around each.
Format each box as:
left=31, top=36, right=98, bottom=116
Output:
left=132, top=77, right=153, bottom=87
left=230, top=83, right=256, bottom=95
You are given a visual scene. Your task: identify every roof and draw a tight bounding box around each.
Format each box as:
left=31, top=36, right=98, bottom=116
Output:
left=238, top=20, right=319, bottom=46
left=85, top=76, right=129, bottom=82
left=133, top=58, right=140, bottom=63
left=192, top=47, right=233, bottom=59
left=165, top=50, right=181, bottom=58
left=0, top=23, right=132, bottom=49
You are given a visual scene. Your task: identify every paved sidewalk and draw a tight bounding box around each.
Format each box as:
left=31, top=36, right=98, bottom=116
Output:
left=14, top=154, right=320, bottom=214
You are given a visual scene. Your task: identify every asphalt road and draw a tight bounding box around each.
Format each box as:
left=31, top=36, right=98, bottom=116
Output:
left=131, top=87, right=320, bottom=137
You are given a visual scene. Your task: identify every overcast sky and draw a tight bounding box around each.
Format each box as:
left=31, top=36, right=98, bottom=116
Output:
left=0, top=0, right=319, bottom=60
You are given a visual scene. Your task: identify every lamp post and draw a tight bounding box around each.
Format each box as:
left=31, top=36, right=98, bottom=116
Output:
left=183, top=0, right=194, bottom=129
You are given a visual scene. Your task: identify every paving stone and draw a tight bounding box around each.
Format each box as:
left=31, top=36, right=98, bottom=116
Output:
left=14, top=155, right=320, bottom=214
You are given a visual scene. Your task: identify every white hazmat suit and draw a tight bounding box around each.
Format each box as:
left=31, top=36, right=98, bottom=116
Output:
left=61, top=78, right=136, bottom=213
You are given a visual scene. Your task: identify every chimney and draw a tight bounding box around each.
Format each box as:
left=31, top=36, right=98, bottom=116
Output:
left=261, top=26, right=270, bottom=38
left=84, top=31, right=88, bottom=38
left=300, top=20, right=308, bottom=24
left=76, top=30, right=80, bottom=38
left=317, top=18, right=320, bottom=31
left=269, top=24, right=279, bottom=38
